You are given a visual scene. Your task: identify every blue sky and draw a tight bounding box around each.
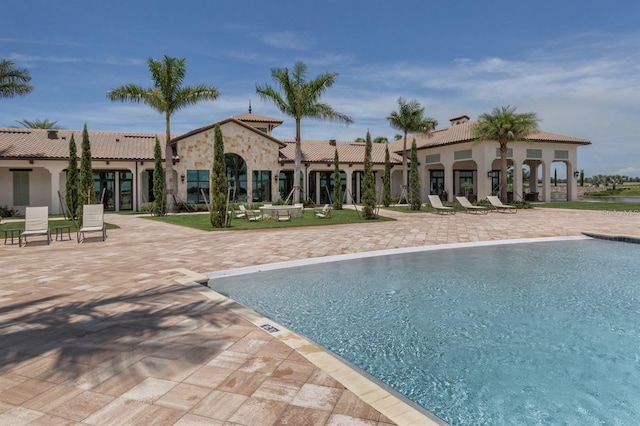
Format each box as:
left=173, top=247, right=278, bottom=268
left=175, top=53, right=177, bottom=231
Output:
left=2, top=0, right=639, bottom=177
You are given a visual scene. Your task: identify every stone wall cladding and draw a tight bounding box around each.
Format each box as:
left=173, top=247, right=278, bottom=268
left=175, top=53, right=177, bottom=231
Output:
left=175, top=122, right=281, bottom=201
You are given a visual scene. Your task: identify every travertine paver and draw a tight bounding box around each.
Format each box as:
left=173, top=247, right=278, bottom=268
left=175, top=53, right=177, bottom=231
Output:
left=0, top=207, right=638, bottom=425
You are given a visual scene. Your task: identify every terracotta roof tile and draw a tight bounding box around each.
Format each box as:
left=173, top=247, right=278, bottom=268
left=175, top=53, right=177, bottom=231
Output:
left=231, top=112, right=283, bottom=124
left=0, top=128, right=166, bottom=160
left=388, top=120, right=591, bottom=152
left=280, top=139, right=403, bottom=164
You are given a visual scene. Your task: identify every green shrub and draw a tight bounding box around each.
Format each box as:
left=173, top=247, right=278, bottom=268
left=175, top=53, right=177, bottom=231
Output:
left=0, top=205, right=19, bottom=218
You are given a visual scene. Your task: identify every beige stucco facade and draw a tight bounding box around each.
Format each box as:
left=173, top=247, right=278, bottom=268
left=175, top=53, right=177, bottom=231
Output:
left=421, top=140, right=582, bottom=203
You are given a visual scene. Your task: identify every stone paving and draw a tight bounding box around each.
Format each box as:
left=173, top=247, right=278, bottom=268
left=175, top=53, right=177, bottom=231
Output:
left=0, top=207, right=638, bottom=425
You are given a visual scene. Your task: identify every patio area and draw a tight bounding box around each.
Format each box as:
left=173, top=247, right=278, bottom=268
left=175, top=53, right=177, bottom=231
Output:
left=0, top=207, right=638, bottom=425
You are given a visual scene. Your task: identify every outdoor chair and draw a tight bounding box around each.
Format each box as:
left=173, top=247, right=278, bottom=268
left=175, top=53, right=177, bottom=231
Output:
left=276, top=209, right=291, bottom=222
left=19, top=206, right=51, bottom=247
left=235, top=205, right=248, bottom=219
left=427, top=195, right=455, bottom=215
left=246, top=209, right=262, bottom=222
left=487, top=196, right=517, bottom=213
left=77, top=204, right=107, bottom=242
left=314, top=204, right=332, bottom=218
left=456, top=196, right=489, bottom=214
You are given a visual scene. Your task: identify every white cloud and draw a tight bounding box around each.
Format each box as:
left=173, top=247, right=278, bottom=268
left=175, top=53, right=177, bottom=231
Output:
left=261, top=31, right=314, bottom=50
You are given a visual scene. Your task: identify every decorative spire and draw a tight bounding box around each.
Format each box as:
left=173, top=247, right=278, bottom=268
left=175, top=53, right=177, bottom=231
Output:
left=248, top=100, right=252, bottom=114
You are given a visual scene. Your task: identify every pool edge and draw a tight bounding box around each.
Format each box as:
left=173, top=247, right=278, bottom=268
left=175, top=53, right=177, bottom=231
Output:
left=201, top=284, right=448, bottom=426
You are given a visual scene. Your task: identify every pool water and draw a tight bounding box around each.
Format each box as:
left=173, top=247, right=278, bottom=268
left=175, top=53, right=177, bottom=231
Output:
left=208, top=238, right=640, bottom=425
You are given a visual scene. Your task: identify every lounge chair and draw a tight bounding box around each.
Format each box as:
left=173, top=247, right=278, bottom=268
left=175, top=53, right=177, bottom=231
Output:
left=456, top=196, right=489, bottom=214
left=77, top=204, right=107, bottom=242
left=487, top=196, right=517, bottom=213
left=275, top=209, right=291, bottom=221
left=19, top=206, right=51, bottom=247
left=235, top=205, right=248, bottom=219
left=246, top=209, right=262, bottom=222
left=315, top=204, right=332, bottom=218
left=427, top=195, right=455, bottom=215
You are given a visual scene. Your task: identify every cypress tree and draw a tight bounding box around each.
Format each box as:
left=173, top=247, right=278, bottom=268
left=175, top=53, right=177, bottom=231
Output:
left=65, top=133, right=79, bottom=220
left=152, top=137, right=165, bottom=216
left=382, top=145, right=392, bottom=207
left=333, top=149, right=342, bottom=210
left=77, top=124, right=94, bottom=222
left=361, top=130, right=376, bottom=219
left=409, top=138, right=421, bottom=210
left=210, top=124, right=227, bottom=228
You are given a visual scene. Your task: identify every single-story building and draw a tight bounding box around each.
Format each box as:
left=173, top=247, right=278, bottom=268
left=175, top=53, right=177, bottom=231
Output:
left=0, top=110, right=590, bottom=215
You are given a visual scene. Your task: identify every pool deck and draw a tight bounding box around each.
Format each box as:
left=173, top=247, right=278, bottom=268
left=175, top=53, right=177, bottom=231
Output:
left=1, top=207, right=638, bottom=425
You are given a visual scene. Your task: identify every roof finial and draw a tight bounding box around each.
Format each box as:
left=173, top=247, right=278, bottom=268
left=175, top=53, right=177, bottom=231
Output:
left=248, top=100, right=252, bottom=114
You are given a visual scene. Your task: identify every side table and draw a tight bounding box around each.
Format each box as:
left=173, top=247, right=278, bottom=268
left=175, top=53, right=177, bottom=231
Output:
left=54, top=225, right=72, bottom=241
left=3, top=228, right=21, bottom=245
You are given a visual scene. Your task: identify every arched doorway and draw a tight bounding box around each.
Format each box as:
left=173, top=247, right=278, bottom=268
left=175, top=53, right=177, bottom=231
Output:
left=551, top=161, right=569, bottom=201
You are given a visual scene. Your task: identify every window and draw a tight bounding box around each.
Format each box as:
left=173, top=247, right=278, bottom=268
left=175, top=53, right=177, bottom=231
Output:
left=186, top=170, right=210, bottom=204
left=458, top=170, right=474, bottom=195
left=13, top=170, right=29, bottom=206
left=526, top=149, right=542, bottom=159
left=495, top=147, right=514, bottom=158
left=225, top=153, right=248, bottom=202
left=119, top=171, right=133, bottom=210
left=429, top=170, right=444, bottom=195
left=252, top=170, right=271, bottom=202
left=454, top=149, right=472, bottom=160
left=425, top=154, right=440, bottom=164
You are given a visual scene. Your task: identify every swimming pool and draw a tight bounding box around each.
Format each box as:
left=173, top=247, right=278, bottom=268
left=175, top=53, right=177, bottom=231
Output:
left=208, top=237, right=640, bottom=425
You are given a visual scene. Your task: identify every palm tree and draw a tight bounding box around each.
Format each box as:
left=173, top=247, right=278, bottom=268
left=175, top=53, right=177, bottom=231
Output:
left=15, top=118, right=63, bottom=129
left=256, top=61, right=353, bottom=203
left=0, top=59, right=34, bottom=99
left=107, top=55, right=220, bottom=212
left=472, top=105, right=539, bottom=201
left=387, top=98, right=438, bottom=186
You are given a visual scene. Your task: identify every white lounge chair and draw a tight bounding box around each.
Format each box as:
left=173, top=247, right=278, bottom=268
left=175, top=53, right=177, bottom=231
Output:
left=19, top=206, right=51, bottom=247
left=235, top=205, right=248, bottom=219
left=427, top=195, right=455, bottom=215
left=487, top=196, right=517, bottom=213
left=314, top=204, right=332, bottom=218
left=77, top=204, right=107, bottom=242
left=456, top=196, right=489, bottom=214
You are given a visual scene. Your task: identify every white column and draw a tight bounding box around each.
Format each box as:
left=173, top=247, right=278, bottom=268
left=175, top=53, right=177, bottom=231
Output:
left=541, top=162, right=551, bottom=202
left=47, top=164, right=66, bottom=215
left=345, top=169, right=353, bottom=204
left=512, top=158, right=524, bottom=201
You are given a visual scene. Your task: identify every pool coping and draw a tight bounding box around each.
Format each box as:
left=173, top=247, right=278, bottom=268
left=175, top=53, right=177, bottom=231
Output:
left=206, top=235, right=592, bottom=280
left=204, top=236, right=595, bottom=424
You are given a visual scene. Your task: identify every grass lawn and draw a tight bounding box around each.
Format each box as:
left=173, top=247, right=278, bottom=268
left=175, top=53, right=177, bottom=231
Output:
left=536, top=201, right=640, bottom=211
left=145, top=208, right=395, bottom=231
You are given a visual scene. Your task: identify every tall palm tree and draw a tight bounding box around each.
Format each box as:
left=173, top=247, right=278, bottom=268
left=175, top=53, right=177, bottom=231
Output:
left=15, top=118, right=63, bottom=129
left=256, top=61, right=353, bottom=203
left=387, top=98, right=438, bottom=186
left=107, top=55, right=220, bottom=212
left=0, top=59, right=34, bottom=99
left=472, top=105, right=539, bottom=201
